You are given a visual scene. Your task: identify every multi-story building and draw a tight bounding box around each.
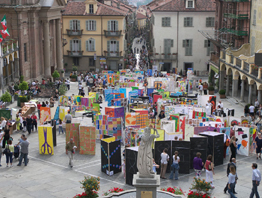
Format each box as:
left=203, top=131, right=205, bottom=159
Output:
left=137, top=13, right=147, bottom=30
left=0, top=0, right=65, bottom=89
left=148, top=0, right=215, bottom=73
left=62, top=0, right=134, bottom=71
left=218, top=0, right=262, bottom=104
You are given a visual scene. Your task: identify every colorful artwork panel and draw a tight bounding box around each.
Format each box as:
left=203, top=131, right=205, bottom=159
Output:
left=79, top=126, right=96, bottom=155
left=38, top=126, right=54, bottom=155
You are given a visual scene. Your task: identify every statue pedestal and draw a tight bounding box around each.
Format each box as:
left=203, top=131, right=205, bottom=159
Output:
left=132, top=173, right=160, bottom=198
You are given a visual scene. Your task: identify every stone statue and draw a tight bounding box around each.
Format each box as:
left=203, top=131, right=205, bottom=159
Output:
left=137, top=125, right=160, bottom=178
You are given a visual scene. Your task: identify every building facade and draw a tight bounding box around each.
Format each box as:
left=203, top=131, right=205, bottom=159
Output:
left=63, top=0, right=133, bottom=71
left=0, top=0, right=65, bottom=84
left=148, top=0, right=215, bottom=73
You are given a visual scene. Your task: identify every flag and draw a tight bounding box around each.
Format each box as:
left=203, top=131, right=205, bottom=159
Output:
left=0, top=28, right=10, bottom=39
left=1, top=15, right=7, bottom=30
left=0, top=35, right=3, bottom=43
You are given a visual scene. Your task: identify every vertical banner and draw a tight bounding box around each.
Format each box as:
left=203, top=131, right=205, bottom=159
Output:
left=79, top=126, right=96, bottom=155
left=38, top=126, right=54, bottom=155
left=40, top=107, right=51, bottom=125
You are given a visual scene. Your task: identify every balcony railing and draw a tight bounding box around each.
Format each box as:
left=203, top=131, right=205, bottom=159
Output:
left=230, top=54, right=234, bottom=64
left=236, top=57, right=241, bottom=67
left=104, top=30, right=122, bottom=37
left=225, top=28, right=248, bottom=36
left=104, top=51, right=122, bottom=57
left=154, top=53, right=177, bottom=60
left=243, top=61, right=249, bottom=72
left=67, top=51, right=83, bottom=57
left=223, top=13, right=248, bottom=20
left=66, top=29, right=83, bottom=36
left=210, top=53, right=219, bottom=66
left=251, top=65, right=258, bottom=77
left=223, top=0, right=249, bottom=2
left=1, top=0, right=39, bottom=5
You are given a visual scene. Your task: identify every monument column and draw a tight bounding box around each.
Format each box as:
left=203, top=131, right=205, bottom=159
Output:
left=240, top=80, right=245, bottom=102
left=226, top=75, right=230, bottom=96
left=43, top=20, right=51, bottom=77
left=56, top=19, right=63, bottom=71
left=248, top=84, right=252, bottom=104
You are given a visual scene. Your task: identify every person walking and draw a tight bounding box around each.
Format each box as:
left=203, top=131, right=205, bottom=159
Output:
left=64, top=111, right=72, bottom=124
left=17, top=136, right=29, bottom=166
left=37, top=102, right=41, bottom=118
left=224, top=158, right=237, bottom=194
left=227, top=166, right=237, bottom=198
left=204, top=155, right=215, bottom=188
left=4, top=140, right=14, bottom=167
left=66, top=138, right=75, bottom=168
left=193, top=152, right=204, bottom=178
left=31, top=113, right=37, bottom=132
left=160, top=148, right=169, bottom=179
left=250, top=163, right=261, bottom=198
left=58, top=119, right=64, bottom=134
left=250, top=104, right=255, bottom=117
left=230, top=136, right=237, bottom=161
left=26, top=115, right=33, bottom=135
left=169, top=151, right=180, bottom=180
left=255, top=132, right=262, bottom=160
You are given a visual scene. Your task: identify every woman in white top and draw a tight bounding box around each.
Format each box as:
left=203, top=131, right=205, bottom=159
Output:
left=169, top=151, right=180, bottom=180
left=227, top=166, right=237, bottom=198
left=160, top=148, right=169, bottom=179
left=1, top=117, right=7, bottom=129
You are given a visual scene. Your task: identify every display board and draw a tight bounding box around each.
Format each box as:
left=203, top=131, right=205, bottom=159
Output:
left=154, top=141, right=172, bottom=174
left=39, top=107, right=51, bottom=125
left=66, top=123, right=80, bottom=151
left=126, top=147, right=138, bottom=186
left=79, top=126, right=96, bottom=155
left=190, top=136, right=208, bottom=169
left=38, top=126, right=54, bottom=155
left=172, top=141, right=191, bottom=174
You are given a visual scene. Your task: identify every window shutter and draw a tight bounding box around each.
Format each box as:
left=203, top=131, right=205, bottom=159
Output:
left=184, top=18, right=187, bottom=27
left=108, top=20, right=111, bottom=31
left=210, top=43, right=214, bottom=51
left=86, top=20, right=89, bottom=31
left=78, top=40, right=81, bottom=51
left=204, top=40, right=208, bottom=47
left=189, top=39, right=192, bottom=55
left=206, top=18, right=209, bottom=27
left=94, top=20, right=96, bottom=31
left=167, top=17, right=170, bottom=26
left=162, top=17, right=165, bottom=26
left=190, top=17, right=193, bottom=26
left=115, top=21, right=118, bottom=31
left=77, top=20, right=80, bottom=30
left=183, top=40, right=186, bottom=47
left=70, top=40, right=73, bottom=51
left=107, top=40, right=110, bottom=52
left=123, top=20, right=126, bottom=31
left=211, top=18, right=214, bottom=27
left=116, top=41, right=119, bottom=52
left=171, top=39, right=173, bottom=47
left=92, top=39, right=95, bottom=51
left=70, top=20, right=73, bottom=30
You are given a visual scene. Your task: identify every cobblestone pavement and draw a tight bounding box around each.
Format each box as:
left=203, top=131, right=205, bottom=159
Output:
left=0, top=81, right=261, bottom=198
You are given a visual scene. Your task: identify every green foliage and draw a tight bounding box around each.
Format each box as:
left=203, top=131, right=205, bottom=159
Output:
left=14, top=84, right=19, bottom=90
left=188, top=177, right=212, bottom=198
left=58, top=83, right=67, bottom=96
left=52, top=70, right=60, bottom=79
left=18, top=81, right=28, bottom=91
left=19, top=96, right=28, bottom=103
left=73, top=66, right=78, bottom=71
left=219, top=89, right=226, bottom=95
left=20, top=75, right=24, bottom=82
left=1, top=91, right=12, bottom=102
left=71, top=75, right=77, bottom=79
left=78, top=176, right=100, bottom=198
left=208, top=86, right=214, bottom=91
left=60, top=70, right=64, bottom=73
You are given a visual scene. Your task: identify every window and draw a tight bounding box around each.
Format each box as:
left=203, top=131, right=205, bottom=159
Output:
left=24, top=43, right=27, bottom=62
left=108, top=20, right=118, bottom=31
left=184, top=17, right=193, bottom=27
left=70, top=39, right=81, bottom=51
left=86, top=20, right=96, bottom=31
left=73, top=57, right=79, bottom=66
left=89, top=4, right=94, bottom=14
left=162, top=17, right=171, bottom=27
left=164, top=39, right=173, bottom=58
left=107, top=40, right=119, bottom=53
left=204, top=40, right=214, bottom=56
left=253, top=10, right=256, bottom=25
left=186, top=0, right=194, bottom=8
left=86, top=38, right=95, bottom=51
left=183, top=39, right=192, bottom=56
left=206, top=17, right=215, bottom=27
left=89, top=58, right=95, bottom=66
left=70, top=20, right=80, bottom=30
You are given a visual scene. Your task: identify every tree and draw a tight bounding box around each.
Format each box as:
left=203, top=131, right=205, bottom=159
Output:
left=1, top=91, right=12, bottom=102
left=52, top=70, right=60, bottom=80
left=18, top=81, right=28, bottom=91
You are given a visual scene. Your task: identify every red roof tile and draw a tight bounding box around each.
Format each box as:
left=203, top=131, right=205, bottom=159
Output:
left=97, top=2, right=126, bottom=15
left=137, top=13, right=147, bottom=19
left=152, top=0, right=216, bottom=12
left=63, top=1, right=86, bottom=15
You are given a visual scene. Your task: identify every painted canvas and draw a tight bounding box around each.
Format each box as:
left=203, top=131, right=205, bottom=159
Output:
left=66, top=123, right=80, bottom=151
left=234, top=126, right=249, bottom=156
left=209, top=96, right=216, bottom=113
left=170, top=114, right=180, bottom=132
left=59, top=95, right=68, bottom=106
left=40, top=107, right=51, bottom=125
left=79, top=126, right=96, bottom=155
left=184, top=124, right=194, bottom=141
left=81, top=97, right=89, bottom=107
left=95, top=115, right=108, bottom=139
left=107, top=117, right=122, bottom=140
left=125, top=113, right=139, bottom=126
left=38, top=126, right=54, bottom=155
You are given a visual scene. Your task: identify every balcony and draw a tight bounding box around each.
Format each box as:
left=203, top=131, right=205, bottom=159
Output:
left=104, top=30, right=122, bottom=37
left=66, top=29, right=83, bottom=37
left=153, top=53, right=177, bottom=60
left=251, top=65, right=258, bottom=77
left=67, top=51, right=83, bottom=57
left=243, top=61, right=249, bottom=72
left=235, top=57, right=241, bottom=68
left=224, top=28, right=248, bottom=36
left=224, top=13, right=248, bottom=20
left=104, top=51, right=122, bottom=57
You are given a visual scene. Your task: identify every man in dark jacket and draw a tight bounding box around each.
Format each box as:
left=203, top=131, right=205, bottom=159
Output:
left=26, top=115, right=33, bottom=135
left=224, top=158, right=237, bottom=194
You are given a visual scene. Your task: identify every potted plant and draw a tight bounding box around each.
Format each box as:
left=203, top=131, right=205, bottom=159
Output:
left=52, top=70, right=60, bottom=81
left=208, top=86, right=215, bottom=95
left=219, top=89, right=226, bottom=99
left=1, top=91, right=12, bottom=104
left=74, top=176, right=100, bottom=198
left=19, top=96, right=28, bottom=107
left=70, top=74, right=77, bottom=82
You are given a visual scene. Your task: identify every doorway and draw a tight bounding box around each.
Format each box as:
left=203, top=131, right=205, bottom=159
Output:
left=163, top=63, right=171, bottom=72
left=184, top=62, right=193, bottom=71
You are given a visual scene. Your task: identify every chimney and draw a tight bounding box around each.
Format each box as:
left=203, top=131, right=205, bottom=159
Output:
left=104, top=0, right=112, bottom=6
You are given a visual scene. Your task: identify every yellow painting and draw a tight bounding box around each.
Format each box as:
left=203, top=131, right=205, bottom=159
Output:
left=40, top=107, right=51, bottom=125
left=59, top=106, right=69, bottom=121
left=89, top=92, right=96, bottom=98
left=102, top=136, right=116, bottom=143
left=38, top=126, right=54, bottom=155
left=151, top=129, right=165, bottom=141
